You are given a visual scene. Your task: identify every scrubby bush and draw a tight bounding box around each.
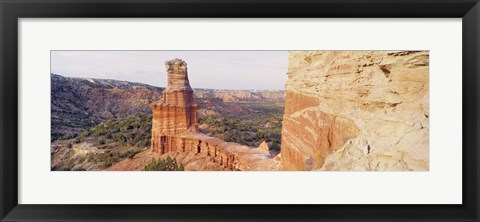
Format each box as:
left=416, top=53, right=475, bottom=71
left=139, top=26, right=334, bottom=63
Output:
left=98, top=139, right=106, bottom=145
left=127, top=151, right=138, bottom=159
left=78, top=129, right=91, bottom=138
left=197, top=101, right=284, bottom=149
left=144, top=157, right=184, bottom=171
left=138, top=138, right=151, bottom=148
left=72, top=167, right=86, bottom=171
left=99, top=161, right=112, bottom=169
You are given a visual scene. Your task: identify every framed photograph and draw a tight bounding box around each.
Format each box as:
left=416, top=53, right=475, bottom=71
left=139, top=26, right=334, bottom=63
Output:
left=1, top=0, right=479, bottom=221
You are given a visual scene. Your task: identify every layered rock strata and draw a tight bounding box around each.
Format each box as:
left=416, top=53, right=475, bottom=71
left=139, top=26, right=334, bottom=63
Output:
left=151, top=58, right=198, bottom=147
left=145, top=58, right=281, bottom=171
left=151, top=133, right=279, bottom=170
left=281, top=51, right=429, bottom=171
left=108, top=132, right=281, bottom=171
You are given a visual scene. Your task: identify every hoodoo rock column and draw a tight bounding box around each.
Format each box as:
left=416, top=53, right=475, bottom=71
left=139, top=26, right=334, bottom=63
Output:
left=151, top=58, right=198, bottom=154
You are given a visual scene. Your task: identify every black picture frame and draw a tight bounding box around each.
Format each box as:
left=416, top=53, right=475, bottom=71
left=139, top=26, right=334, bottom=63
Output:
left=1, top=0, right=479, bottom=221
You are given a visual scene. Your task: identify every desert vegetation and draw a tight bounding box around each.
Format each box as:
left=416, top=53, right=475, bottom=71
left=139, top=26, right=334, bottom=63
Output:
left=198, top=101, right=283, bottom=152
left=51, top=101, right=284, bottom=171
left=144, top=157, right=185, bottom=171
left=50, top=115, right=151, bottom=170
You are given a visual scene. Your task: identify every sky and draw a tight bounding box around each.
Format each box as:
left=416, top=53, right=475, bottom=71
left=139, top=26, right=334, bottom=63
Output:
left=51, top=51, right=289, bottom=90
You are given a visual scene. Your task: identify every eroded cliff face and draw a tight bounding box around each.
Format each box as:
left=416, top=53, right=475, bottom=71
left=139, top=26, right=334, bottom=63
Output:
left=143, top=58, right=282, bottom=171
left=151, top=58, right=198, bottom=139
left=281, top=51, right=429, bottom=171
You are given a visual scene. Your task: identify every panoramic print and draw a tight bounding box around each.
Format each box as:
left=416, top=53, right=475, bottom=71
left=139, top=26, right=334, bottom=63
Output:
left=51, top=51, right=429, bottom=171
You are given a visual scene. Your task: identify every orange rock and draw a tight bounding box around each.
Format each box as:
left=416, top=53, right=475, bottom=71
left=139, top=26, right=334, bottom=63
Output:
left=142, top=58, right=282, bottom=171
left=282, top=51, right=429, bottom=171
left=281, top=92, right=359, bottom=170
left=151, top=58, right=198, bottom=152
left=258, top=141, right=270, bottom=154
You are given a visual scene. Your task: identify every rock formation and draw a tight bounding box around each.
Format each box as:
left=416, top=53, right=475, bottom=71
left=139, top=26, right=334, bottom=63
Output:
left=151, top=58, right=198, bottom=153
left=258, top=141, right=270, bottom=154
left=144, top=58, right=281, bottom=171
left=108, top=133, right=281, bottom=171
left=281, top=51, right=429, bottom=171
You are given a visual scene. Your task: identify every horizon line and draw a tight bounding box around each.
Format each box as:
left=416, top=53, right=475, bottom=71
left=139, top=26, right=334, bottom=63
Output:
left=51, top=73, right=286, bottom=91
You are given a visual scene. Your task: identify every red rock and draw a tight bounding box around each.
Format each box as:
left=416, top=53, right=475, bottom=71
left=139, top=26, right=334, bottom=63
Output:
left=281, top=91, right=359, bottom=170
left=151, top=59, right=198, bottom=151
left=282, top=51, right=429, bottom=171
left=144, top=58, right=281, bottom=171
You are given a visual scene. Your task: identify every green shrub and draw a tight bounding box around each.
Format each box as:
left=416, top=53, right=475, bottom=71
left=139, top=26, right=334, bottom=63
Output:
left=99, top=161, right=112, bottom=169
left=270, top=142, right=281, bottom=152
left=144, top=157, right=184, bottom=171
left=86, top=153, right=95, bottom=162
left=120, top=124, right=133, bottom=132
left=67, top=143, right=73, bottom=149
left=138, top=138, right=150, bottom=147
left=72, top=167, right=86, bottom=171
left=78, top=129, right=91, bottom=138
left=127, top=150, right=139, bottom=159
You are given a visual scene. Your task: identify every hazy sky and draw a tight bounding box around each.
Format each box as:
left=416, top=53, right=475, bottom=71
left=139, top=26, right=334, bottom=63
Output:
left=51, top=51, right=289, bottom=90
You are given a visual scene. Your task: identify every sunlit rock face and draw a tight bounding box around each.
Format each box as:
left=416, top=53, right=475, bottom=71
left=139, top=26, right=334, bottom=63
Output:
left=151, top=58, right=198, bottom=150
left=143, top=58, right=282, bottom=171
left=281, top=51, right=429, bottom=171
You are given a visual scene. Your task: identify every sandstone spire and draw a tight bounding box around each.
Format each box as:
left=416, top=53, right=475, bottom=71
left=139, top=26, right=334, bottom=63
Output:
left=151, top=58, right=198, bottom=153
left=162, top=58, right=194, bottom=105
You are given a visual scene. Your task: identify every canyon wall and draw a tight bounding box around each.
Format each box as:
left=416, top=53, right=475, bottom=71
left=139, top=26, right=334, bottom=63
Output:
left=281, top=51, right=429, bottom=171
left=111, top=132, right=280, bottom=171
left=152, top=134, right=241, bottom=170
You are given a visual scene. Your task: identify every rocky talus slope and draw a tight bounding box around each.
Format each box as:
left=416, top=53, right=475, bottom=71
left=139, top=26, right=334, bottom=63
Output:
left=281, top=51, right=429, bottom=171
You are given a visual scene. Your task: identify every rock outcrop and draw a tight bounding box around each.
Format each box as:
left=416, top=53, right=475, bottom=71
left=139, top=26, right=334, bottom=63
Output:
left=146, top=58, right=281, bottom=171
left=108, top=133, right=281, bottom=171
left=151, top=59, right=198, bottom=144
left=258, top=141, right=270, bottom=155
left=281, top=51, right=429, bottom=171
